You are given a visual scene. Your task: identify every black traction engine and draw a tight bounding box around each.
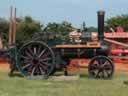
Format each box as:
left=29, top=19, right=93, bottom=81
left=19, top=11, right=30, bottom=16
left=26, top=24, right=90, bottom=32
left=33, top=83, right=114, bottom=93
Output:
left=0, top=10, right=114, bottom=79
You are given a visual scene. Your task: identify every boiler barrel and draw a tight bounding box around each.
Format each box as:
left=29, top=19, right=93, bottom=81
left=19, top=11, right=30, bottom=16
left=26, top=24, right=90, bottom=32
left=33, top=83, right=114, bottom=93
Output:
left=58, top=44, right=109, bottom=58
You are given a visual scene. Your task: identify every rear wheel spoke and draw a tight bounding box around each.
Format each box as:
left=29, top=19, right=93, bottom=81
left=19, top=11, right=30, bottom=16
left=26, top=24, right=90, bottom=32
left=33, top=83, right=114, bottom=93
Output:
left=34, top=47, right=37, bottom=55
left=37, top=46, right=41, bottom=55
left=38, top=48, right=47, bottom=58
left=31, top=67, right=36, bottom=76
left=39, top=63, right=48, bottom=71
left=36, top=66, right=40, bottom=75
left=25, top=50, right=33, bottom=58
left=40, top=61, right=51, bottom=66
left=40, top=57, right=52, bottom=62
left=27, top=47, right=34, bottom=55
left=39, top=67, right=45, bottom=75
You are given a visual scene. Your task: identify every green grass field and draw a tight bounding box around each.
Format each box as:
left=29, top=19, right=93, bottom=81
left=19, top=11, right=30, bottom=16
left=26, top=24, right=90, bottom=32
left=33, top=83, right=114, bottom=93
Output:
left=0, top=71, right=128, bottom=96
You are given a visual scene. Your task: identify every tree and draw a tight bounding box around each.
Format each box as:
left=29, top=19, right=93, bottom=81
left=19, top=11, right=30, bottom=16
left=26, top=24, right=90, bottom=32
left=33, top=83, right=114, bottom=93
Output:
left=0, top=16, right=43, bottom=44
left=43, top=22, right=59, bottom=33
left=87, top=27, right=97, bottom=32
left=16, top=16, right=43, bottom=42
left=59, top=21, right=75, bottom=35
left=105, top=15, right=128, bottom=32
left=0, top=18, right=9, bottom=33
left=44, top=21, right=75, bottom=35
left=0, top=18, right=9, bottom=44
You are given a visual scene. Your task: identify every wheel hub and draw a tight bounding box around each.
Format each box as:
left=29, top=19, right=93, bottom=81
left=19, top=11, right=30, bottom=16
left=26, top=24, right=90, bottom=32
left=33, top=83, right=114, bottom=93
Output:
left=98, top=65, right=104, bottom=70
left=32, top=57, right=39, bottom=64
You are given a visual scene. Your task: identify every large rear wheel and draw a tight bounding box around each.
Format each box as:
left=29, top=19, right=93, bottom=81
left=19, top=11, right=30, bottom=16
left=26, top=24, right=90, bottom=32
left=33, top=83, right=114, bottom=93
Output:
left=16, top=41, right=55, bottom=79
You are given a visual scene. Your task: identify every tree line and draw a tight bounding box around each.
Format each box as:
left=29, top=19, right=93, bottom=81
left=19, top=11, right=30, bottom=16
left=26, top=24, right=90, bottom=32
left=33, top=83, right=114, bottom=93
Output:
left=0, top=16, right=76, bottom=43
left=0, top=14, right=128, bottom=44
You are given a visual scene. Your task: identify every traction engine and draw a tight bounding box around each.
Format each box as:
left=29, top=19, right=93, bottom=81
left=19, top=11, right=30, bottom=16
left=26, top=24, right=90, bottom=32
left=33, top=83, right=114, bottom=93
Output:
left=0, top=9, right=114, bottom=79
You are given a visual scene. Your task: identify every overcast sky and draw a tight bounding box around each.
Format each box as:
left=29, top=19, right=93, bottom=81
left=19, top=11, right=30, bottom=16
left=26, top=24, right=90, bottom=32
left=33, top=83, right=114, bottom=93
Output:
left=0, top=0, right=128, bottom=27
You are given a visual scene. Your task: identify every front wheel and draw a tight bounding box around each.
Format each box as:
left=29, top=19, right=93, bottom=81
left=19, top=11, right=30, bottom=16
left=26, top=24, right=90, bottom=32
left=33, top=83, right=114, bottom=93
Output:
left=88, top=56, right=114, bottom=79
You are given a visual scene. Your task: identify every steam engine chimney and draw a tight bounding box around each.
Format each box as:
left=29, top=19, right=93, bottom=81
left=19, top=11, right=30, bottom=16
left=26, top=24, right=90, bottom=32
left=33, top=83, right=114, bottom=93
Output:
left=97, top=11, right=105, bottom=40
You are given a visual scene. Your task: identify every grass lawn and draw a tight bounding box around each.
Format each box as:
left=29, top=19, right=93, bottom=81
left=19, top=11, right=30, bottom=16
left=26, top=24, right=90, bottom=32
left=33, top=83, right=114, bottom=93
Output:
left=0, top=71, right=128, bottom=96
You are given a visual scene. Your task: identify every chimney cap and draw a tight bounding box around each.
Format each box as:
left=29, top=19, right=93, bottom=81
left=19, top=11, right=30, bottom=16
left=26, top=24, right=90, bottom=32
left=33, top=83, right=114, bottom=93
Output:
left=97, top=10, right=105, bottom=15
